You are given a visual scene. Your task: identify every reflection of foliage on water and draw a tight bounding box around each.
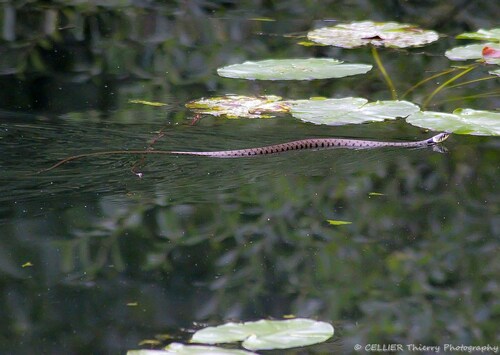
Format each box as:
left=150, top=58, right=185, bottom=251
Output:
left=2, top=138, right=497, bottom=352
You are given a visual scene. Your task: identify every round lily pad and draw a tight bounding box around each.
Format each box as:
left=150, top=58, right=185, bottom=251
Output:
left=445, top=43, right=500, bottom=64
left=307, top=21, right=439, bottom=48
left=185, top=95, right=289, bottom=118
left=445, top=43, right=490, bottom=61
left=289, top=98, right=420, bottom=125
left=217, top=58, right=372, bottom=80
left=191, top=318, right=334, bottom=351
left=456, top=28, right=500, bottom=42
left=406, top=108, right=500, bottom=136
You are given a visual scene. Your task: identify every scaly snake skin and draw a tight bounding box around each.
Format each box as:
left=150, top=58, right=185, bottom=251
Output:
left=170, top=132, right=450, bottom=158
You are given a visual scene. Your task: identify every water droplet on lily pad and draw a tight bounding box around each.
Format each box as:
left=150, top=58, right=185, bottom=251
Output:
left=307, top=21, right=439, bottom=48
left=185, top=95, right=289, bottom=118
left=191, top=318, right=334, bottom=351
left=217, top=58, right=372, bottom=80
left=407, top=109, right=500, bottom=136
left=289, top=97, right=420, bottom=125
left=456, top=28, right=500, bottom=42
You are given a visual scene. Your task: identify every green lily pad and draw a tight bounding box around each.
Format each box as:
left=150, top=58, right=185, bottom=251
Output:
left=191, top=318, right=334, bottom=351
left=406, top=108, right=500, bottom=136
left=490, top=68, right=500, bottom=76
left=445, top=43, right=500, bottom=64
left=445, top=43, right=490, bottom=61
left=289, top=98, right=420, bottom=125
left=185, top=95, right=289, bottom=118
left=456, top=28, right=500, bottom=42
left=128, top=343, right=256, bottom=355
left=307, top=21, right=439, bottom=48
left=217, top=58, right=372, bottom=80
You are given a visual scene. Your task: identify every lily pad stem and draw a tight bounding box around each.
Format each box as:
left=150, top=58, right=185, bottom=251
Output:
left=445, top=76, right=497, bottom=89
left=435, top=90, right=500, bottom=105
left=402, top=67, right=458, bottom=99
left=371, top=46, right=398, bottom=100
left=422, top=65, right=477, bottom=109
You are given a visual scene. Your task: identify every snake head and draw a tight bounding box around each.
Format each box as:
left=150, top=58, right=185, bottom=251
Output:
left=431, top=132, right=451, bottom=144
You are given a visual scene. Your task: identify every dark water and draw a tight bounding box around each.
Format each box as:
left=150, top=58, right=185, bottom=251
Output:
left=0, top=2, right=499, bottom=354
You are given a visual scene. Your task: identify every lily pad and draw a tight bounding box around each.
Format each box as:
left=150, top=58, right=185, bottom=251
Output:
left=456, top=28, right=500, bottom=42
left=307, top=21, right=439, bottom=48
left=445, top=43, right=490, bottom=61
left=445, top=43, right=500, bottom=63
left=191, top=318, right=334, bottom=351
left=490, top=68, right=500, bottom=76
left=217, top=58, right=372, bottom=80
left=185, top=95, right=289, bottom=118
left=128, top=343, right=255, bottom=355
left=406, top=108, right=500, bottom=136
left=289, top=98, right=420, bottom=125
left=482, top=45, right=500, bottom=65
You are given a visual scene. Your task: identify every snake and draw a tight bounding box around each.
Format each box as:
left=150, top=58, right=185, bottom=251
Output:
left=39, top=132, right=450, bottom=173
left=169, top=132, right=450, bottom=158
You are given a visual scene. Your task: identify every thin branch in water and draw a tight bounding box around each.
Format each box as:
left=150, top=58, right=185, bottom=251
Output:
left=130, top=126, right=168, bottom=177
left=38, top=150, right=176, bottom=174
left=189, top=113, right=202, bottom=126
left=422, top=65, right=477, bottom=109
left=371, top=46, right=398, bottom=100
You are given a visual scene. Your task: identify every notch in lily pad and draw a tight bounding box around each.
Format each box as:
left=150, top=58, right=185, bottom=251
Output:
left=217, top=58, right=372, bottom=80
left=191, top=318, right=334, bottom=351
left=185, top=95, right=289, bottom=118
left=407, top=108, right=500, bottom=136
left=288, top=97, right=420, bottom=125
left=307, top=21, right=439, bottom=48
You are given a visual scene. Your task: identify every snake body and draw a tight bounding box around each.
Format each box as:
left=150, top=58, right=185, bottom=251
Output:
left=170, top=132, right=450, bottom=158
left=38, top=133, right=450, bottom=173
